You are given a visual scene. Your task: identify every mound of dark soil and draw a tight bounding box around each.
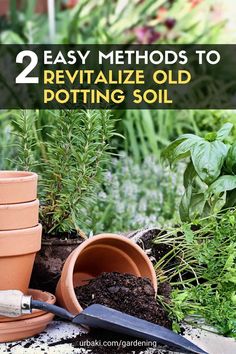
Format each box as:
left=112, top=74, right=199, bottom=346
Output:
left=57, top=272, right=176, bottom=354
left=49, top=272, right=184, bottom=354
left=75, top=272, right=171, bottom=328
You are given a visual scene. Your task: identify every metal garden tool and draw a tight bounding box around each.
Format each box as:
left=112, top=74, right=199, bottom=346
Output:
left=0, top=290, right=207, bottom=354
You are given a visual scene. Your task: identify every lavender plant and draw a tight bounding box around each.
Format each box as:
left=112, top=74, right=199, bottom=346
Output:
left=88, top=153, right=184, bottom=234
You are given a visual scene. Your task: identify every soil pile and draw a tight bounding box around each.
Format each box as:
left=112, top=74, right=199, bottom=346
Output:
left=69, top=272, right=174, bottom=353
left=75, top=272, right=171, bottom=328
left=45, top=272, right=176, bottom=354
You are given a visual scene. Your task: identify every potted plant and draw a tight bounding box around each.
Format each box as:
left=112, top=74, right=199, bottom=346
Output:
left=11, top=109, right=114, bottom=293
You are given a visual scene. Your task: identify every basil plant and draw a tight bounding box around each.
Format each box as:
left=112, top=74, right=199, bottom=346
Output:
left=162, top=123, right=236, bottom=221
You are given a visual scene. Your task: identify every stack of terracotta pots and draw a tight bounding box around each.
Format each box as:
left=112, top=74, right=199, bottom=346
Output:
left=0, top=171, right=57, bottom=342
left=0, top=171, right=41, bottom=293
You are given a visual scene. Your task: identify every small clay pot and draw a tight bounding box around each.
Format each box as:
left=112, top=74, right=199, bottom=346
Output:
left=0, top=224, right=42, bottom=293
left=0, top=199, right=39, bottom=231
left=30, top=238, right=83, bottom=295
left=56, top=233, right=157, bottom=315
left=0, top=171, right=37, bottom=204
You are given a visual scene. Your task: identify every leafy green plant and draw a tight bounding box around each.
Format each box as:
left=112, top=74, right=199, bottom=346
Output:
left=0, top=110, right=16, bottom=169
left=154, top=210, right=236, bottom=337
left=12, top=109, right=114, bottom=238
left=192, top=110, right=236, bottom=142
left=0, top=0, right=49, bottom=44
left=162, top=122, right=236, bottom=221
left=87, top=153, right=184, bottom=234
left=119, top=109, right=200, bottom=163
left=11, top=110, right=37, bottom=170
left=0, top=0, right=225, bottom=45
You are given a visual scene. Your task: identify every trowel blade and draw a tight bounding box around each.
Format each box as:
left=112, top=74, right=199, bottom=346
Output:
left=73, top=304, right=208, bottom=354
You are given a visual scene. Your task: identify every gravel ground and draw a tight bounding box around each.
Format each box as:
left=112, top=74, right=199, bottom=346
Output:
left=1, top=320, right=235, bottom=354
left=0, top=321, right=185, bottom=354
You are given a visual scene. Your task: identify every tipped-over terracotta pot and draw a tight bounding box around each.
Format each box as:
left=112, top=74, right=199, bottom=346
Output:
left=0, top=171, right=37, bottom=204
left=56, top=233, right=157, bottom=315
left=0, top=199, right=39, bottom=230
left=0, top=224, right=42, bottom=293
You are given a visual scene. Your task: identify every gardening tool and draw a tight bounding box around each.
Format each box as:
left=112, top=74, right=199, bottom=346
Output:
left=0, top=290, right=207, bottom=354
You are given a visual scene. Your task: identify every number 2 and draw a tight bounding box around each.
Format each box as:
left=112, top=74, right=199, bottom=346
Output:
left=16, top=50, right=39, bottom=84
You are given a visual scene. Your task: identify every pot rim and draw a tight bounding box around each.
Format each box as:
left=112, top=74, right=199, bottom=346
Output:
left=0, top=224, right=42, bottom=257
left=0, top=199, right=39, bottom=209
left=0, top=171, right=38, bottom=183
left=0, top=223, right=42, bottom=237
left=41, top=237, right=83, bottom=246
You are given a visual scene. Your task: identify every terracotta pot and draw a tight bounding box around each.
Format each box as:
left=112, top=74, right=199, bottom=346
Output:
left=0, top=289, right=56, bottom=322
left=0, top=224, right=42, bottom=293
left=0, top=312, right=54, bottom=343
left=62, top=0, right=79, bottom=10
left=0, top=199, right=39, bottom=231
left=30, top=238, right=83, bottom=295
left=56, top=233, right=157, bottom=315
left=0, top=0, right=47, bottom=16
left=0, top=0, right=11, bottom=16
left=0, top=171, right=37, bottom=205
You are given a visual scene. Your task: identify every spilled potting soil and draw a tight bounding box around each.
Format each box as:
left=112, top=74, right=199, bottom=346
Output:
left=43, top=271, right=190, bottom=354
left=75, top=272, right=171, bottom=328
left=70, top=271, right=175, bottom=353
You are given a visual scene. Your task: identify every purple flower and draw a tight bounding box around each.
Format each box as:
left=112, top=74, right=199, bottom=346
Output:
left=164, top=18, right=176, bottom=30
left=134, top=26, right=161, bottom=44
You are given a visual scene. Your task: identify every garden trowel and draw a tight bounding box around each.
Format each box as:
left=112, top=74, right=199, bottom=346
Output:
left=0, top=290, right=207, bottom=354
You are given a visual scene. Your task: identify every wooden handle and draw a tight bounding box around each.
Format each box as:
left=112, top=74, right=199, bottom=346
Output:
left=0, top=290, right=31, bottom=317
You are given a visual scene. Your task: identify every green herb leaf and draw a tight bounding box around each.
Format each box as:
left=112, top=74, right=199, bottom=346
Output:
left=208, top=175, right=236, bottom=195
left=191, top=140, right=228, bottom=184
left=225, top=189, right=236, bottom=208
left=226, top=142, right=236, bottom=174
left=189, top=192, right=207, bottom=217
left=182, top=224, right=195, bottom=244
left=179, top=185, right=192, bottom=221
left=216, top=123, right=233, bottom=141
left=205, top=132, right=217, bottom=142
left=183, top=161, right=196, bottom=188
left=161, top=134, right=202, bottom=164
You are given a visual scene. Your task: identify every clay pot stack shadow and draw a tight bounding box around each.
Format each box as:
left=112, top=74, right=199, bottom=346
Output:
left=0, top=171, right=42, bottom=293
